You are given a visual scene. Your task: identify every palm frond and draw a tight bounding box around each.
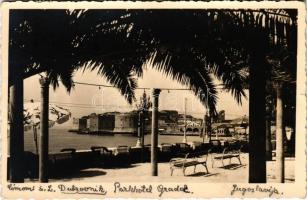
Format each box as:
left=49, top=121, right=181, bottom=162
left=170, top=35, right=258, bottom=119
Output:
left=85, top=60, right=138, bottom=104
left=148, top=48, right=218, bottom=113
left=10, top=9, right=297, bottom=108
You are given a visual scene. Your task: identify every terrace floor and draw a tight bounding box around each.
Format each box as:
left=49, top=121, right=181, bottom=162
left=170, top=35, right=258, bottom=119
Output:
left=45, top=153, right=295, bottom=183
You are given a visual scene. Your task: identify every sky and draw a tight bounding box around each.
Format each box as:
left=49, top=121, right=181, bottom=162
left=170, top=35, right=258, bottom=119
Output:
left=24, top=67, right=249, bottom=122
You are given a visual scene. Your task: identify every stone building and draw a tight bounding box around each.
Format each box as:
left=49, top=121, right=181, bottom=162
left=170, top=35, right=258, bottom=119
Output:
left=73, top=110, right=205, bottom=134
left=72, top=117, right=88, bottom=131
left=177, top=114, right=203, bottom=133
left=158, top=110, right=179, bottom=133
left=112, top=110, right=179, bottom=134
left=113, top=112, right=138, bottom=133
left=88, top=113, right=115, bottom=132
left=141, top=110, right=179, bottom=133
left=98, top=113, right=115, bottom=132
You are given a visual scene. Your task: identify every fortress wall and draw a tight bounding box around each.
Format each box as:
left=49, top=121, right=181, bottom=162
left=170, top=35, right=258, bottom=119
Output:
left=114, top=113, right=138, bottom=133
left=98, top=114, right=115, bottom=131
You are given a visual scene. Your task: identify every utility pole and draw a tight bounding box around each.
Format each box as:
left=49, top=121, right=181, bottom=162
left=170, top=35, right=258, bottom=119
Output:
left=140, top=112, right=145, bottom=162
left=203, top=112, right=209, bottom=143
left=151, top=88, right=161, bottom=176
left=39, top=77, right=49, bottom=183
left=202, top=114, right=206, bottom=143
left=182, top=98, right=187, bottom=143
left=136, top=112, right=142, bottom=147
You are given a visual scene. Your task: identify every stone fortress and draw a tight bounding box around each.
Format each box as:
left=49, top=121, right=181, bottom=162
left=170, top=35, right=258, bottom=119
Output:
left=72, top=110, right=204, bottom=135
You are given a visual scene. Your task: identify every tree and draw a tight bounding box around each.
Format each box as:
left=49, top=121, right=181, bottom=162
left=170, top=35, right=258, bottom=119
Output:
left=8, top=10, right=149, bottom=182
left=8, top=9, right=296, bottom=182
left=108, top=9, right=295, bottom=182
left=135, top=91, right=152, bottom=149
left=265, top=93, right=274, bottom=161
left=267, top=48, right=296, bottom=183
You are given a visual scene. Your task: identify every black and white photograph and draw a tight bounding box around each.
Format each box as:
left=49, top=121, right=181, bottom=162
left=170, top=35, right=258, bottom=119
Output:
left=1, top=1, right=306, bottom=198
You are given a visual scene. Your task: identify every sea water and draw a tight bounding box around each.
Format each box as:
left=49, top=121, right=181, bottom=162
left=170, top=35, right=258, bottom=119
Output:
left=24, top=128, right=205, bottom=153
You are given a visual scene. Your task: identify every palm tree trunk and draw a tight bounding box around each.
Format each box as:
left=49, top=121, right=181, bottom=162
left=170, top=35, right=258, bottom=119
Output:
left=249, top=57, right=266, bottom=183
left=9, top=67, right=24, bottom=182
left=275, top=83, right=285, bottom=183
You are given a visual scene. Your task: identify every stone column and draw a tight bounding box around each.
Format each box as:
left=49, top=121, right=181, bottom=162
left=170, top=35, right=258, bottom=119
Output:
left=9, top=67, right=24, bottom=182
left=275, top=83, right=285, bottom=183
left=39, top=77, right=49, bottom=182
left=265, top=110, right=272, bottom=161
left=151, top=88, right=161, bottom=176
